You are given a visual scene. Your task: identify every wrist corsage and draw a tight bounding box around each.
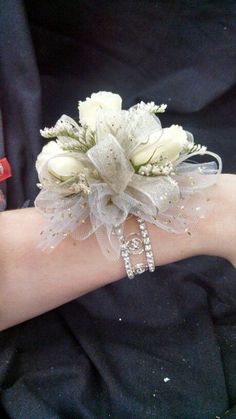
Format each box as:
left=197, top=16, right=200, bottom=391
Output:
left=35, top=91, right=222, bottom=278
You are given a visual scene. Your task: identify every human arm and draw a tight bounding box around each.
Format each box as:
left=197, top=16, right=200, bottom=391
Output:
left=0, top=174, right=235, bottom=331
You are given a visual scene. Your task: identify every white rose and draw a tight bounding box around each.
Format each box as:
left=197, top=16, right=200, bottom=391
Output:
left=130, top=125, right=189, bottom=167
left=78, top=91, right=122, bottom=130
left=36, top=141, right=83, bottom=182
left=47, top=156, right=84, bottom=181
left=36, top=141, right=63, bottom=176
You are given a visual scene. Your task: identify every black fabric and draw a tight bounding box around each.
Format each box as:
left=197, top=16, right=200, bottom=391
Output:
left=0, top=1, right=236, bottom=418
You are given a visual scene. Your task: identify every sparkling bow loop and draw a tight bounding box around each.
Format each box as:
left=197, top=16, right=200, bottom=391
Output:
left=87, top=134, right=134, bottom=194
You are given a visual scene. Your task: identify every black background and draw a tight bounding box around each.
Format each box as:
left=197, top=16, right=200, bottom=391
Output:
left=0, top=1, right=236, bottom=418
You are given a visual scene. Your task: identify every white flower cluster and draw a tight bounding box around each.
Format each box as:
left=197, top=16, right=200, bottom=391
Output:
left=67, top=174, right=90, bottom=195
left=138, top=161, right=174, bottom=176
left=40, top=115, right=95, bottom=153
left=36, top=91, right=199, bottom=191
left=132, top=101, right=167, bottom=114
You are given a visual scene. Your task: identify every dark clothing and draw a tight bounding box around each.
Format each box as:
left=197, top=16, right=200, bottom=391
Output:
left=0, top=1, right=236, bottom=418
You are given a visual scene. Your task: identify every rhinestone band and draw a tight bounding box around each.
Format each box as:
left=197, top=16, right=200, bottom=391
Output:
left=114, top=217, right=155, bottom=279
left=137, top=218, right=155, bottom=273
left=114, top=225, right=135, bottom=279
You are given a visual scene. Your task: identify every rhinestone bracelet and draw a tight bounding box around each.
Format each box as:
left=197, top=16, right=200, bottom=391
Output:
left=137, top=218, right=155, bottom=273
left=114, top=217, right=155, bottom=279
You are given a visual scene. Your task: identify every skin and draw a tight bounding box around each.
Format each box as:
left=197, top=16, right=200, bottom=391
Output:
left=0, top=174, right=235, bottom=331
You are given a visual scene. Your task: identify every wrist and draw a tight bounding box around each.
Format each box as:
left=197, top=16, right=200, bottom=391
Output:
left=124, top=213, right=204, bottom=268
left=148, top=222, right=201, bottom=267
left=189, top=176, right=236, bottom=267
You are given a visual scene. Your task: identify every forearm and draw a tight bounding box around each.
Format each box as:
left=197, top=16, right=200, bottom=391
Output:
left=0, top=174, right=235, bottom=331
left=1, top=209, right=194, bottom=330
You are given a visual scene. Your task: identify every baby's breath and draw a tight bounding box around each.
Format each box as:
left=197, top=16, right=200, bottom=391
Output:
left=138, top=161, right=174, bottom=176
left=133, top=101, right=167, bottom=114
left=40, top=119, right=96, bottom=153
left=184, top=143, right=207, bottom=155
